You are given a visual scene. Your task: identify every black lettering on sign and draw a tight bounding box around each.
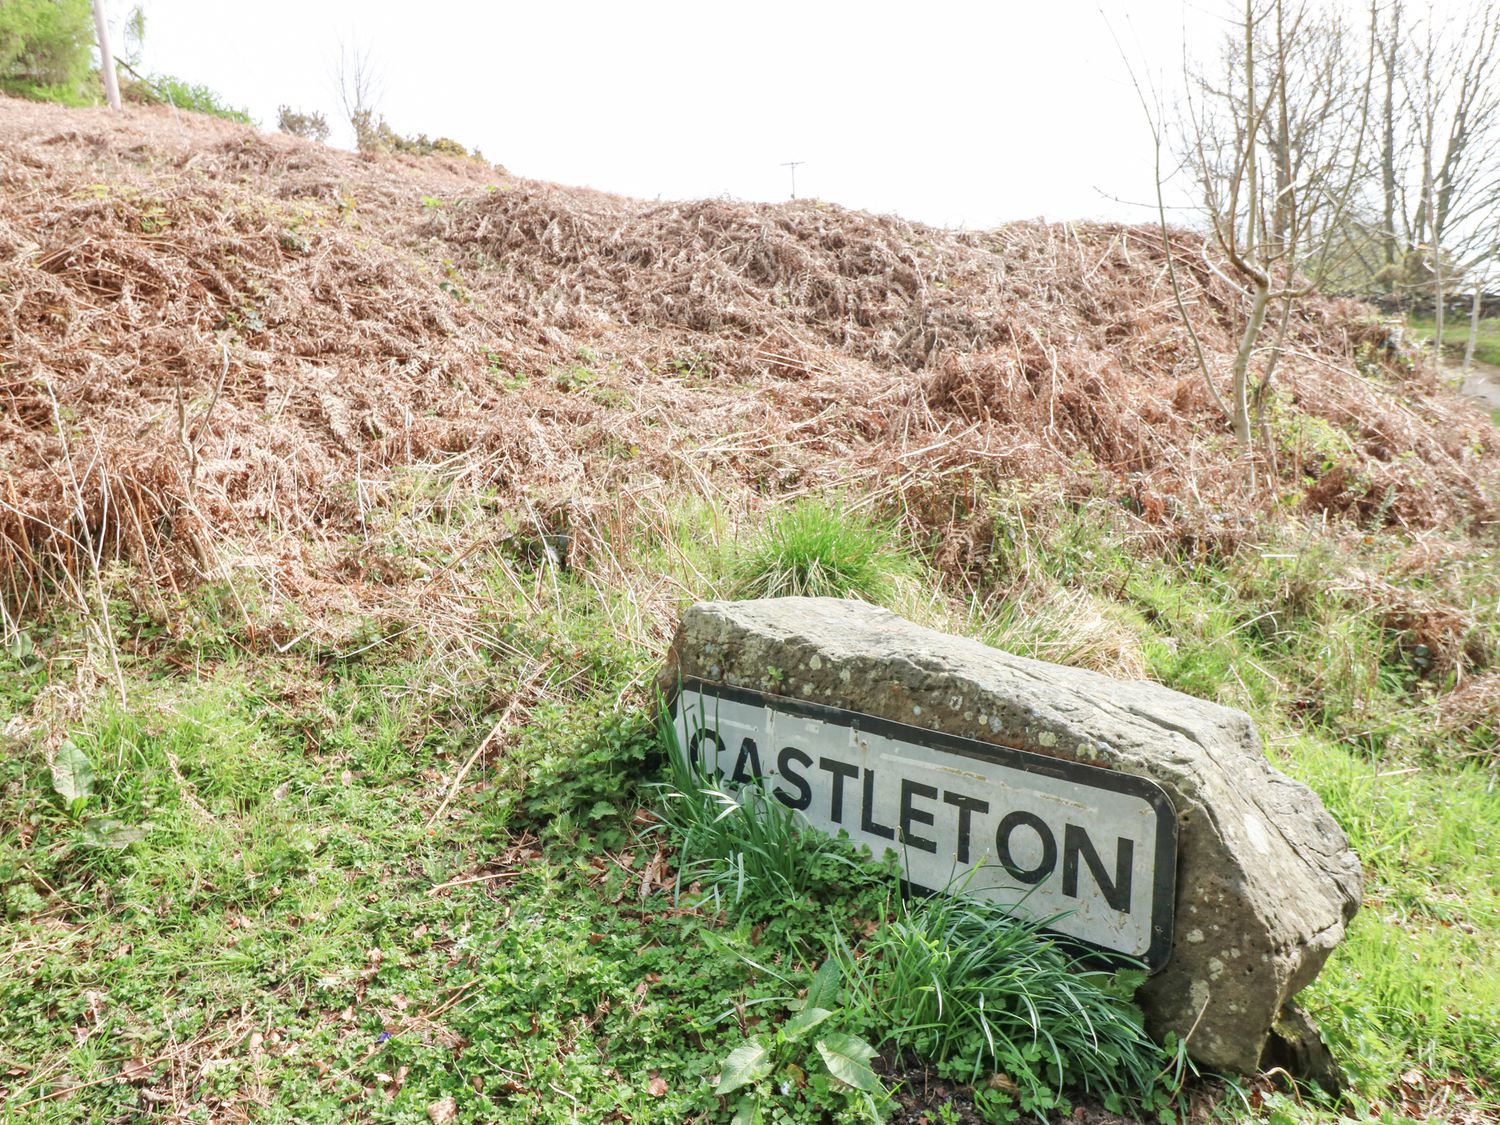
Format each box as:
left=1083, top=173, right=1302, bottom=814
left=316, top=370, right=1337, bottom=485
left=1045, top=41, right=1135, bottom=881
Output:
left=1063, top=824, right=1134, bottom=914
left=688, top=728, right=725, bottom=778
left=670, top=680, right=1179, bottom=973
left=898, top=779, right=938, bottom=853
left=818, top=758, right=859, bottom=824
left=996, top=810, right=1058, bottom=884
left=943, top=791, right=990, bottom=864
left=730, top=737, right=764, bottom=785
left=860, top=768, right=895, bottom=840
left=774, top=746, right=814, bottom=810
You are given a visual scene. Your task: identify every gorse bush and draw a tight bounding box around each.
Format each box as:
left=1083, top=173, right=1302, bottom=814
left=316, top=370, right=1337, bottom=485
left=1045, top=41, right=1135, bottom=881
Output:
left=838, top=892, right=1185, bottom=1122
left=729, top=498, right=919, bottom=603
left=350, top=109, right=484, bottom=161
left=0, top=0, right=96, bottom=105
left=277, top=104, right=330, bottom=142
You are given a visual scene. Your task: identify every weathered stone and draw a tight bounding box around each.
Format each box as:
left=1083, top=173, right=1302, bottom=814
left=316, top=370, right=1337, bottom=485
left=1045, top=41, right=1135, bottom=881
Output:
left=1262, top=1002, right=1346, bottom=1095
left=663, top=597, right=1362, bottom=1074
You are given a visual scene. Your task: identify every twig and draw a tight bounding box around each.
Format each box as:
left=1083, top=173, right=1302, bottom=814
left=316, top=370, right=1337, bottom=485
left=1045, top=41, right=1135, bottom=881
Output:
left=192, top=341, right=231, bottom=447
left=42, top=380, right=127, bottom=705
left=11, top=1051, right=172, bottom=1111
left=426, top=870, right=520, bottom=896
left=425, top=665, right=547, bottom=828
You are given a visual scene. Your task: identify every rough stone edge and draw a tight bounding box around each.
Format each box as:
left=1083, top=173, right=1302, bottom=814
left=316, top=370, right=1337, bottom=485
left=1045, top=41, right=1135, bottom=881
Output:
left=660, top=597, right=1362, bottom=1075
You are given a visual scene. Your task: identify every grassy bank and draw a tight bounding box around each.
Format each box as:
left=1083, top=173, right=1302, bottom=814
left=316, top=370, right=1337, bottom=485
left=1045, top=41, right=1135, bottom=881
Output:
left=1407, top=313, right=1500, bottom=369
left=3, top=492, right=1498, bottom=1122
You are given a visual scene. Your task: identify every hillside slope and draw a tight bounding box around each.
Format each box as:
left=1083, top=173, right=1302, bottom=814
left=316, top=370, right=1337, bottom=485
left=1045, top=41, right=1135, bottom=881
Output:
left=1, top=96, right=1493, bottom=623
left=4, top=99, right=1500, bottom=1124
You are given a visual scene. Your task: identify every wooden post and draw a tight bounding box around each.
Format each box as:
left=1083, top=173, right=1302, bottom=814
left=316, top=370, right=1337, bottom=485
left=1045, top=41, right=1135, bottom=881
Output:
left=91, top=0, right=122, bottom=112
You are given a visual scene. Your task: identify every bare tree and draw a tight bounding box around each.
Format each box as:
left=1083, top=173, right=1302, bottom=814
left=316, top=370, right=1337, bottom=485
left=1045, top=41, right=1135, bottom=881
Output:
left=1374, top=0, right=1403, bottom=290
left=333, top=39, right=382, bottom=151
left=1401, top=3, right=1500, bottom=363
left=1177, top=0, right=1375, bottom=447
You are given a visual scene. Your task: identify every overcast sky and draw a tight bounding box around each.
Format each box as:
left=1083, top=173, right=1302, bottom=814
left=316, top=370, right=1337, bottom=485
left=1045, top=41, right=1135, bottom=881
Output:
left=128, top=1, right=1232, bottom=229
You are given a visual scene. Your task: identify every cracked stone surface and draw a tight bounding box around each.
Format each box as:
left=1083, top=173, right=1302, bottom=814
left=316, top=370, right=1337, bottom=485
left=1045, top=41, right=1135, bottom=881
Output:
left=664, top=597, right=1363, bottom=1073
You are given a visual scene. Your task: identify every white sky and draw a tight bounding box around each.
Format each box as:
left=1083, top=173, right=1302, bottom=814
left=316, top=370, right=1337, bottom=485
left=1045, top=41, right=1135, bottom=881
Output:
left=128, top=1, right=1235, bottom=228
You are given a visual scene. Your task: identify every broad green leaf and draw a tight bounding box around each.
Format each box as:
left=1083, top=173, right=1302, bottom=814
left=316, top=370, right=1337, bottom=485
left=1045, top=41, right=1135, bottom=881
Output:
left=816, top=1032, right=881, bottom=1092
left=782, top=1005, right=832, bottom=1042
left=802, top=957, right=841, bottom=1011
left=729, top=1097, right=763, bottom=1125
left=51, top=741, right=94, bottom=806
left=715, top=1039, right=772, bottom=1096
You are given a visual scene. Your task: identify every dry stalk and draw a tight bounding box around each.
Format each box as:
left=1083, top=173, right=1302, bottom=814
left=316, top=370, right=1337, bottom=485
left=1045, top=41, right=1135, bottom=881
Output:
left=0, top=94, right=1491, bottom=645
left=425, top=664, right=548, bottom=829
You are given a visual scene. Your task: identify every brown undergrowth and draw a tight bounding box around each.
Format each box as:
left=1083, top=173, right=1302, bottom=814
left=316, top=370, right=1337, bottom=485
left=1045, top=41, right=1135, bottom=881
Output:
left=1, top=95, right=1495, bottom=644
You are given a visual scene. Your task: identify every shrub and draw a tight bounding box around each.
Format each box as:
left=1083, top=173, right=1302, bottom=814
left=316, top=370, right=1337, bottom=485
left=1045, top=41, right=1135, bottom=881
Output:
left=124, top=73, right=253, bottom=125
left=0, top=0, right=96, bottom=105
left=728, top=498, right=919, bottom=603
left=351, top=108, right=484, bottom=161
left=276, top=104, right=329, bottom=142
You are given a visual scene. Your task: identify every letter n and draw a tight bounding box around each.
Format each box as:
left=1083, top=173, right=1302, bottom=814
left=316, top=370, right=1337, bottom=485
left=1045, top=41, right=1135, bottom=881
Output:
left=1062, top=824, right=1134, bottom=914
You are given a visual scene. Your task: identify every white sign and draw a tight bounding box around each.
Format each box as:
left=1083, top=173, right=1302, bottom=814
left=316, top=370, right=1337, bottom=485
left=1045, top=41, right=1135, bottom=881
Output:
left=672, top=681, right=1177, bottom=968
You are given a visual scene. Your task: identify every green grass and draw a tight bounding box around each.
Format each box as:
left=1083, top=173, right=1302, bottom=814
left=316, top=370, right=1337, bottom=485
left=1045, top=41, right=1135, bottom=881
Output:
left=1275, top=736, right=1500, bottom=1100
left=1407, top=313, right=1500, bottom=368
left=968, top=496, right=1500, bottom=1115
left=651, top=755, right=890, bottom=928
left=727, top=497, right=920, bottom=604
left=0, top=631, right=764, bottom=1121
left=4, top=489, right=1500, bottom=1121
left=838, top=893, right=1185, bottom=1122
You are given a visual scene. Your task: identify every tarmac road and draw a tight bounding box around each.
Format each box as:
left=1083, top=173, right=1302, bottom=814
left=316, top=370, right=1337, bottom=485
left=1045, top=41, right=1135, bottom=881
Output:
left=1459, top=360, right=1500, bottom=412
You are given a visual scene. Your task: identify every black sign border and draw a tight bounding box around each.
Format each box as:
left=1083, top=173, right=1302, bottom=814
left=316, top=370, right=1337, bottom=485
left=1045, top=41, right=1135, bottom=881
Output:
left=670, top=678, right=1178, bottom=973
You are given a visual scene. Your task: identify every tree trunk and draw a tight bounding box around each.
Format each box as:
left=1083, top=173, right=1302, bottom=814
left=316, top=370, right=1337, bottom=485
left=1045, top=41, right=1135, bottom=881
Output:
left=1463, top=284, right=1482, bottom=373
left=1426, top=158, right=1444, bottom=365
left=1433, top=252, right=1445, bottom=366
left=1379, top=0, right=1400, bottom=292
left=1233, top=282, right=1272, bottom=445
left=91, top=0, right=121, bottom=112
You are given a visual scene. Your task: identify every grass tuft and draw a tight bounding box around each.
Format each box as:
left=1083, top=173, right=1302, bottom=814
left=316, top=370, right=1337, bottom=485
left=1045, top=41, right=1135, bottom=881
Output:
left=838, top=892, right=1184, bottom=1121
left=649, top=717, right=890, bottom=923
left=727, top=498, right=919, bottom=604
left=979, top=586, right=1149, bottom=679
